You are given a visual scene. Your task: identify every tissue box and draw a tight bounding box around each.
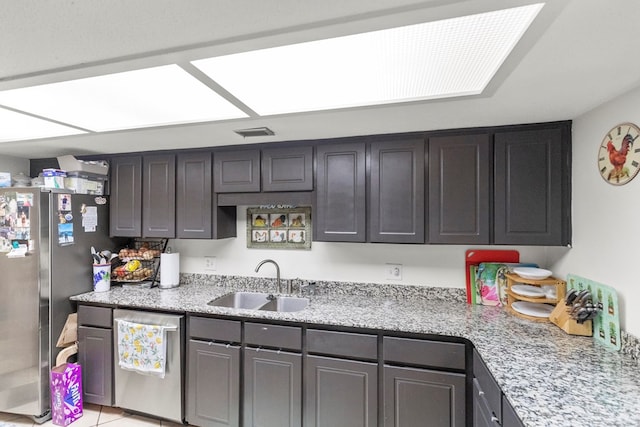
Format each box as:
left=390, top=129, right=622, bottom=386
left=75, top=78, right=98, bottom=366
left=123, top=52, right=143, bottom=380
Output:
left=43, top=169, right=67, bottom=189
left=50, top=363, right=83, bottom=426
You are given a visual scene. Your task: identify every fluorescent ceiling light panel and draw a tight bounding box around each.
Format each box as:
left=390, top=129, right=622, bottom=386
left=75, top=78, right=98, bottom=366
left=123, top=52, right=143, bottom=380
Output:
left=0, top=65, right=248, bottom=132
left=0, top=107, right=87, bottom=143
left=192, top=4, right=544, bottom=115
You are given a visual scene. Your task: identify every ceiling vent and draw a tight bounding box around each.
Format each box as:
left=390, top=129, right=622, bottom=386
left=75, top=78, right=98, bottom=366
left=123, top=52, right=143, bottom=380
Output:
left=234, top=127, right=275, bottom=137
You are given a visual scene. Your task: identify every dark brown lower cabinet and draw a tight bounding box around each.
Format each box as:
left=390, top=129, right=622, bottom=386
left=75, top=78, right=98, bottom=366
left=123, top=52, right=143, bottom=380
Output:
left=473, top=350, right=524, bottom=427
left=77, top=305, right=113, bottom=406
left=473, top=379, right=500, bottom=427
left=384, top=366, right=466, bottom=427
left=187, top=340, right=240, bottom=427
left=304, top=355, right=378, bottom=427
left=77, top=326, right=112, bottom=406
left=243, top=348, right=302, bottom=427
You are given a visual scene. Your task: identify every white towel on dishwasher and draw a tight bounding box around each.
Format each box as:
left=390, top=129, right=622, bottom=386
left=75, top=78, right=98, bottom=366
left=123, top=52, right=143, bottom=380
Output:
left=116, top=319, right=169, bottom=378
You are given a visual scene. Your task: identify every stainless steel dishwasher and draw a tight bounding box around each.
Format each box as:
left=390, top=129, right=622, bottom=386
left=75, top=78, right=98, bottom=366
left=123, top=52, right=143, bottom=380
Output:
left=113, top=309, right=184, bottom=423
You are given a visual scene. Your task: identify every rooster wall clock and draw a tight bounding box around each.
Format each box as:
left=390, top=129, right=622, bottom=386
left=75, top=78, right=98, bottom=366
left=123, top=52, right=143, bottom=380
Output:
left=598, top=122, right=640, bottom=185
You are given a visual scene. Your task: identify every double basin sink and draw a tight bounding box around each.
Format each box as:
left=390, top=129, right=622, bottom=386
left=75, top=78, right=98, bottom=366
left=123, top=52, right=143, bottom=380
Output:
left=207, top=291, right=309, bottom=312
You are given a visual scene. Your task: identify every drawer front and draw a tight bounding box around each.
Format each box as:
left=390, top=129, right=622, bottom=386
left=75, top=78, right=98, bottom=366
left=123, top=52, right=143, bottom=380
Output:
left=306, top=329, right=377, bottom=360
left=189, top=316, right=241, bottom=343
left=245, top=322, right=302, bottom=351
left=78, top=305, right=112, bottom=328
left=473, top=349, right=502, bottom=420
left=383, top=336, right=466, bottom=370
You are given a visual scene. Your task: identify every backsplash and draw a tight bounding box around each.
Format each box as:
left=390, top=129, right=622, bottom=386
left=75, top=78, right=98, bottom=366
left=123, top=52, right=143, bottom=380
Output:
left=621, top=331, right=640, bottom=362
left=180, top=272, right=466, bottom=302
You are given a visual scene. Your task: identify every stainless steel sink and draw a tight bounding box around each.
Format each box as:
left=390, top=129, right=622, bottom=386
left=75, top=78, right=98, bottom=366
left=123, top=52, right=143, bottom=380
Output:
left=259, top=296, right=309, bottom=312
left=207, top=292, right=309, bottom=312
left=207, top=292, right=270, bottom=309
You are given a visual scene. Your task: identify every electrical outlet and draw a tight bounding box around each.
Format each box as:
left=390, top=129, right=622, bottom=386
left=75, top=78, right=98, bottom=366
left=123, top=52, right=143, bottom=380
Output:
left=385, top=263, right=402, bottom=280
left=204, top=256, right=217, bottom=271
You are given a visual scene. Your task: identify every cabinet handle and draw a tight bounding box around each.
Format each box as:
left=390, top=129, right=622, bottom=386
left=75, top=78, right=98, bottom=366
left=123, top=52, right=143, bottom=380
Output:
left=491, top=415, right=499, bottom=423
left=261, top=327, right=268, bottom=331
left=478, top=390, right=485, bottom=396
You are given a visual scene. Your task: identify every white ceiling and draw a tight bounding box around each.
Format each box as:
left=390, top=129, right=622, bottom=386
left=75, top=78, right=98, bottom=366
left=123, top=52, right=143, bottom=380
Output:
left=1, top=0, right=639, bottom=159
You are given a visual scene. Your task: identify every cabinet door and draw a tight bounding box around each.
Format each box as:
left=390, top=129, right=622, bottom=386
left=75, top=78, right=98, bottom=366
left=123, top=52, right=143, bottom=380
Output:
left=262, top=145, right=313, bottom=191
left=77, top=326, right=113, bottom=406
left=494, top=125, right=569, bottom=245
left=142, top=154, right=175, bottom=238
left=244, top=348, right=302, bottom=427
left=384, top=365, right=465, bottom=427
left=177, top=152, right=212, bottom=239
left=304, top=355, right=378, bottom=427
left=369, top=138, right=425, bottom=243
left=428, top=134, right=490, bottom=244
left=177, top=152, right=236, bottom=239
left=473, top=380, right=500, bottom=427
left=109, top=156, right=142, bottom=237
left=213, top=149, right=261, bottom=193
left=187, top=340, right=240, bottom=427
left=314, top=142, right=366, bottom=242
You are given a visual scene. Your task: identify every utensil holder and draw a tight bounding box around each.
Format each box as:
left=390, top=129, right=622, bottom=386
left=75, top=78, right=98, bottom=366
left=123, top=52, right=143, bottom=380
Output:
left=92, top=264, right=111, bottom=292
left=549, top=299, right=593, bottom=336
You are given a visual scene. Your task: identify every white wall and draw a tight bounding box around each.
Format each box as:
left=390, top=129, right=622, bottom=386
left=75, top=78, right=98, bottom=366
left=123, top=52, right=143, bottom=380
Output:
left=0, top=155, right=29, bottom=178
left=549, top=84, right=640, bottom=337
left=170, top=207, right=551, bottom=288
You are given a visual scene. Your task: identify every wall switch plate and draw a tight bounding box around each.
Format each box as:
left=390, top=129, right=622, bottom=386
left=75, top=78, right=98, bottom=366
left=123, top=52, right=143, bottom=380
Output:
left=204, top=256, right=217, bottom=271
left=385, top=263, right=402, bottom=280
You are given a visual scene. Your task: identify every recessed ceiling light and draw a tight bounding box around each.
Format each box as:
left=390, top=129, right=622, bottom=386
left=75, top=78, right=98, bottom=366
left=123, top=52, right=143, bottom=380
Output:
left=0, top=107, right=87, bottom=143
left=0, top=64, right=248, bottom=132
left=192, top=4, right=544, bottom=115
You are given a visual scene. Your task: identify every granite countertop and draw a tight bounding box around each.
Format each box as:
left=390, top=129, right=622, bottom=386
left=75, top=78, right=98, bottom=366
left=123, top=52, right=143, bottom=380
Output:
left=71, top=277, right=640, bottom=427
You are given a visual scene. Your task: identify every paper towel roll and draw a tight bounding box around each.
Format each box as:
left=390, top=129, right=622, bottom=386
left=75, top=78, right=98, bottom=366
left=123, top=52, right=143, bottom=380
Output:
left=160, top=253, right=180, bottom=289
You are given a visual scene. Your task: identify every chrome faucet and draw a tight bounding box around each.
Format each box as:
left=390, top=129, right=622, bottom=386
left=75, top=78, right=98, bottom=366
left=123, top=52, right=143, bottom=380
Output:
left=254, top=259, right=286, bottom=294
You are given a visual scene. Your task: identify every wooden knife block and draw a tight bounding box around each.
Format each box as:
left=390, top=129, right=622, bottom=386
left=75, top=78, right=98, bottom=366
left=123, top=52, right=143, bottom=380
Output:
left=549, top=300, right=593, bottom=336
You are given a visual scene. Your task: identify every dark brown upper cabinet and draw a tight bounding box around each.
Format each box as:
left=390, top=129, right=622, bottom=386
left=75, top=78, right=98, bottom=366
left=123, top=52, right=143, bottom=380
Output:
left=213, top=149, right=261, bottom=193
left=109, top=155, right=142, bottom=237
left=494, top=123, right=571, bottom=246
left=142, top=154, right=176, bottom=238
left=262, top=146, right=313, bottom=192
left=428, top=133, right=491, bottom=244
left=314, top=142, right=366, bottom=242
left=176, top=152, right=212, bottom=239
left=176, top=152, right=236, bottom=239
left=369, top=137, right=425, bottom=243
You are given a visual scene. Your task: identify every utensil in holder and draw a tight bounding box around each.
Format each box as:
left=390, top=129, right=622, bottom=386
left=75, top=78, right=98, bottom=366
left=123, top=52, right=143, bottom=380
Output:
left=549, top=300, right=593, bottom=336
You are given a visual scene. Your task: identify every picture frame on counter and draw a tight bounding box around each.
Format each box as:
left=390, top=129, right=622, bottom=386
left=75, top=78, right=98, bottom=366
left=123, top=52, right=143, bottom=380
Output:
left=246, top=206, right=311, bottom=250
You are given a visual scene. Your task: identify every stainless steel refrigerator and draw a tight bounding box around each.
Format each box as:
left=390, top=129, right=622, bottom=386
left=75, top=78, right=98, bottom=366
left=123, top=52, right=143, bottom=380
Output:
left=0, top=188, right=124, bottom=420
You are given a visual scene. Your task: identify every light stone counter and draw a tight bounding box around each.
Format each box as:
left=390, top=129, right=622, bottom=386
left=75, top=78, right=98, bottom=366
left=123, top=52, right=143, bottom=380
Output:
left=71, top=275, right=640, bottom=427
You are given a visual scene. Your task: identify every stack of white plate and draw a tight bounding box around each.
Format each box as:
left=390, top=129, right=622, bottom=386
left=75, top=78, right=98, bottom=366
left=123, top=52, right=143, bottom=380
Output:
left=513, top=267, right=552, bottom=280
left=511, top=301, right=555, bottom=318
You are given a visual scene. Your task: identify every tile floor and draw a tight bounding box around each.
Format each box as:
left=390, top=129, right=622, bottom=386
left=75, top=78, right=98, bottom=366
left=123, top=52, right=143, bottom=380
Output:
left=0, top=404, right=184, bottom=426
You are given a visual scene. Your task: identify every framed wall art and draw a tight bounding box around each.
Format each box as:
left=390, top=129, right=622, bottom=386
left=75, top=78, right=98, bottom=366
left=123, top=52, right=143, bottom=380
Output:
left=246, top=206, right=311, bottom=249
